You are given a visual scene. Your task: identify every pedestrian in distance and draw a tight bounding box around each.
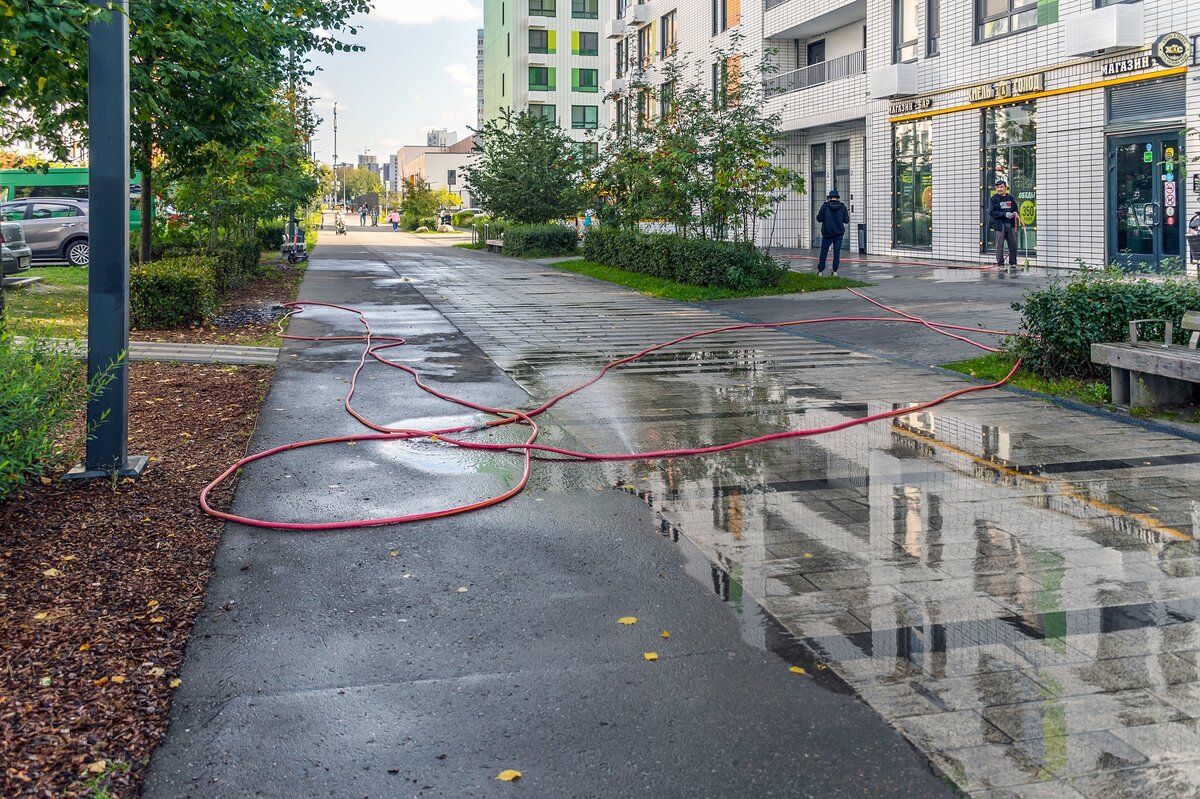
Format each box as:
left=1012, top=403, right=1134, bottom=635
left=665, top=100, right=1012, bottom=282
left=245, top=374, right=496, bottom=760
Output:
left=815, top=188, right=850, bottom=275
left=388, top=210, right=401, bottom=232
left=359, top=203, right=368, bottom=227
left=988, top=179, right=1020, bottom=268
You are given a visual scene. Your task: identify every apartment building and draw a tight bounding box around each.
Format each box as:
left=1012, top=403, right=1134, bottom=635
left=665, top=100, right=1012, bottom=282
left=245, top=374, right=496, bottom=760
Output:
left=611, top=0, right=1200, bottom=270
left=477, top=28, right=486, bottom=130
left=483, top=0, right=613, bottom=142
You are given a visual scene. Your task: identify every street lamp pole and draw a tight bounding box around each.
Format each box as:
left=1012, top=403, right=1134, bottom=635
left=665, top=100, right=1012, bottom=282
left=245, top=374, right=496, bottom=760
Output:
left=332, top=101, right=339, bottom=207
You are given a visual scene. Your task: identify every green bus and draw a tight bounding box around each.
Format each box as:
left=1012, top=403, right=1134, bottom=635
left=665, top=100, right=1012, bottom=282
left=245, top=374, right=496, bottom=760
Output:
left=0, top=167, right=145, bottom=229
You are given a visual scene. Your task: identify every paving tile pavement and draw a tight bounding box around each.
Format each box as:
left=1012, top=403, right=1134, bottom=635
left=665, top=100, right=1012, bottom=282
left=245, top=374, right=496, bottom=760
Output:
left=366, top=240, right=1200, bottom=798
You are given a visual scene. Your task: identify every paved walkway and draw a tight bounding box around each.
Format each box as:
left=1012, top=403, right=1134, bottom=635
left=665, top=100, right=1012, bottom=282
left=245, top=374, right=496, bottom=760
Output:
left=151, top=226, right=1200, bottom=798
left=17, top=337, right=279, bottom=366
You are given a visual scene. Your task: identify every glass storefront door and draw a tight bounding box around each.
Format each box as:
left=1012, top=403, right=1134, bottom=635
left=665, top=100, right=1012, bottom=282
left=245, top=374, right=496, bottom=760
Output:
left=810, top=143, right=826, bottom=248
left=1108, top=133, right=1186, bottom=272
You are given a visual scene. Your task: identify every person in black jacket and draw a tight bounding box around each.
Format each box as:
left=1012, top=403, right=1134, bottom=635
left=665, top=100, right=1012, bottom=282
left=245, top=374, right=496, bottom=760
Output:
left=816, top=189, right=850, bottom=275
left=987, top=179, right=1019, bottom=267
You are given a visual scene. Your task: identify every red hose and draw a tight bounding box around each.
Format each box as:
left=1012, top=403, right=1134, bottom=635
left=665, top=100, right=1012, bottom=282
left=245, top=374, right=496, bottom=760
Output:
left=200, top=292, right=1022, bottom=530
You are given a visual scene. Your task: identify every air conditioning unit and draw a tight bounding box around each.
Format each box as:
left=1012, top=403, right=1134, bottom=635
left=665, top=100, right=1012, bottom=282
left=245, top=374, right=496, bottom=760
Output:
left=1063, top=3, right=1143, bottom=56
left=604, top=76, right=627, bottom=94
left=606, top=17, right=627, bottom=39
left=869, top=62, right=918, bottom=98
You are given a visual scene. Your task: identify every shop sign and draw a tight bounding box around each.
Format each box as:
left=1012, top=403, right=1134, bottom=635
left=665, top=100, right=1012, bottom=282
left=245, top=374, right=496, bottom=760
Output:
left=889, top=98, right=932, bottom=115
left=1100, top=55, right=1153, bottom=77
left=969, top=73, right=1045, bottom=103
left=1101, top=32, right=1199, bottom=76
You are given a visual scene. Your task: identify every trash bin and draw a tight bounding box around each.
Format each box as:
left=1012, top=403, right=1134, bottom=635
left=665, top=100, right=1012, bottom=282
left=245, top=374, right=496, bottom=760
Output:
left=857, top=223, right=867, bottom=254
left=1189, top=234, right=1200, bottom=264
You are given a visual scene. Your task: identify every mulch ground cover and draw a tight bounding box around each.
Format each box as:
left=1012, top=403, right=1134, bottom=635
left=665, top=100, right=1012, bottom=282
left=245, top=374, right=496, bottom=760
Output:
left=0, top=361, right=272, bottom=798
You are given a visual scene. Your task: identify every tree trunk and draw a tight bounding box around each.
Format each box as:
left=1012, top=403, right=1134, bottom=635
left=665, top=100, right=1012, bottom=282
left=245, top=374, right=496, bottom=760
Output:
left=139, top=137, right=153, bottom=263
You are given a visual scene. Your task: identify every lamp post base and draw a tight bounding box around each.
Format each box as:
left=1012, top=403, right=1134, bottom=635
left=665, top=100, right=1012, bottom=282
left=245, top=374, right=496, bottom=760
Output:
left=64, top=455, right=150, bottom=481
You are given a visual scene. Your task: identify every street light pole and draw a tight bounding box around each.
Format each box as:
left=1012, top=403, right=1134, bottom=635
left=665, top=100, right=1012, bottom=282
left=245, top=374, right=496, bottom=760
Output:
left=69, top=0, right=146, bottom=479
left=332, top=101, right=339, bottom=207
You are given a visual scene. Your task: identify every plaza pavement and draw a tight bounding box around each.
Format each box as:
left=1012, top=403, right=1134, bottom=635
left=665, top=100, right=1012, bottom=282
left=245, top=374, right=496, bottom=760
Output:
left=153, top=227, right=1200, bottom=798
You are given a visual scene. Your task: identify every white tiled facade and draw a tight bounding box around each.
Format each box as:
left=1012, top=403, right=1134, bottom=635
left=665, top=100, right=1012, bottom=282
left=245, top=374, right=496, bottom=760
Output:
left=483, top=0, right=613, bottom=142
left=610, top=0, right=1200, bottom=269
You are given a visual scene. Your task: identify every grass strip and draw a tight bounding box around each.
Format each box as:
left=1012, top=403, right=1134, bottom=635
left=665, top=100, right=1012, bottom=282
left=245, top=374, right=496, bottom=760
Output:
left=547, top=259, right=868, bottom=301
left=5, top=266, right=89, bottom=338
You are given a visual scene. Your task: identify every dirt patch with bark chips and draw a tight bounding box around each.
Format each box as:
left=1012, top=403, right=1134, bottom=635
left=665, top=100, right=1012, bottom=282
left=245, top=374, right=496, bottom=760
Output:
left=0, top=362, right=272, bottom=798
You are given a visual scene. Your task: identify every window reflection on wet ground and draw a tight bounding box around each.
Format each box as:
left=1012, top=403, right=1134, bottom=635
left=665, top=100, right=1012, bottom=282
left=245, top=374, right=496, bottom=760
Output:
left=415, top=254, right=1200, bottom=798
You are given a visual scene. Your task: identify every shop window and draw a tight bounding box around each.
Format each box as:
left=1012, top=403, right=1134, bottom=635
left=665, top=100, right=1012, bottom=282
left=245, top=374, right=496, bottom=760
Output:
left=894, top=0, right=918, bottom=63
left=571, top=0, right=598, bottom=19
left=981, top=103, right=1036, bottom=253
left=574, top=31, right=599, bottom=56
left=572, top=105, right=599, bottom=129
left=893, top=119, right=932, bottom=249
left=660, top=11, right=678, bottom=57
left=529, top=30, right=553, bottom=54
left=976, top=0, right=1037, bottom=42
left=529, top=0, right=555, bottom=16
left=529, top=66, right=555, bottom=91
left=572, top=68, right=599, bottom=92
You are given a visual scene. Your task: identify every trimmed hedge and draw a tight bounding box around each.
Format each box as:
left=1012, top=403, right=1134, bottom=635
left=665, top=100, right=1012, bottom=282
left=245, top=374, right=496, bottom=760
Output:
left=502, top=224, right=578, bottom=257
left=0, top=335, right=89, bottom=503
left=1013, top=274, right=1200, bottom=379
left=130, top=255, right=218, bottom=328
left=207, top=238, right=261, bottom=294
left=582, top=227, right=785, bottom=291
left=473, top=217, right=509, bottom=240
left=256, top=220, right=287, bottom=251
left=451, top=211, right=476, bottom=226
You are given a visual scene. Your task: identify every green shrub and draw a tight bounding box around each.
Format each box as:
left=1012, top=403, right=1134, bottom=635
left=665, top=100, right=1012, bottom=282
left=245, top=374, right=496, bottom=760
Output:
left=0, top=335, right=90, bottom=502
left=474, top=217, right=509, bottom=240
left=452, top=211, right=476, bottom=227
left=1014, top=273, right=1200, bottom=379
left=130, top=255, right=218, bottom=328
left=207, top=238, right=261, bottom=294
left=502, top=224, right=578, bottom=257
left=401, top=212, right=421, bottom=231
left=256, top=220, right=287, bottom=251
left=418, top=216, right=439, bottom=230
left=582, top=227, right=784, bottom=291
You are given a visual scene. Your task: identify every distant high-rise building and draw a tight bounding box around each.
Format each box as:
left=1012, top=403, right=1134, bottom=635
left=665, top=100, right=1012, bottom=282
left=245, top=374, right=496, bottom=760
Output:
left=388, top=154, right=399, bottom=193
left=357, top=153, right=377, bottom=166
left=477, top=28, right=485, bottom=130
left=426, top=129, right=458, bottom=147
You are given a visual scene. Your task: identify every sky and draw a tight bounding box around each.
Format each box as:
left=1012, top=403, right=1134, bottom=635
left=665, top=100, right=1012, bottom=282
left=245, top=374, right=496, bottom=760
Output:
left=306, top=0, right=482, bottom=166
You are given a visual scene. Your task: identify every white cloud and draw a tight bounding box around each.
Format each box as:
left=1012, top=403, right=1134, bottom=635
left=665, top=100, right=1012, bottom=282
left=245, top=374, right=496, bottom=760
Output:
left=365, top=0, right=481, bottom=25
left=443, top=63, right=474, bottom=87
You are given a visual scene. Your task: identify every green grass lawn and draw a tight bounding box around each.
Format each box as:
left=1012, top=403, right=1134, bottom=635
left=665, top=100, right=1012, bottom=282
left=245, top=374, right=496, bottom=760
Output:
left=5, top=266, right=89, bottom=338
left=941, top=352, right=1111, bottom=405
left=453, top=242, right=486, bottom=250
left=546, top=259, right=868, bottom=301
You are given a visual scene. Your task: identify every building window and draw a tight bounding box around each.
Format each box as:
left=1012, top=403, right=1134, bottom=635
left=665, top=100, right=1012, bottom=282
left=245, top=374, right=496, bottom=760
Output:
left=712, top=0, right=740, bottom=35
left=572, top=68, right=599, bottom=92
left=976, top=0, right=1037, bottom=42
left=574, top=31, right=598, bottom=56
left=501, top=2, right=505, bottom=23
left=531, top=103, right=557, bottom=122
left=927, top=0, right=940, bottom=55
left=637, top=89, right=651, bottom=130
left=571, top=0, right=598, bottom=18
left=529, top=66, right=555, bottom=90
left=447, top=169, right=457, bottom=186
left=659, top=80, right=675, bottom=118
left=507, top=32, right=510, bottom=56
left=893, top=0, right=918, bottom=63
left=529, top=30, right=554, bottom=54
left=638, top=25, right=653, bottom=68
left=660, top=11, right=677, bottom=57
left=529, top=0, right=555, bottom=17
left=893, top=119, right=932, bottom=248
left=617, top=0, right=629, bottom=18
left=725, top=54, right=741, bottom=106
left=615, top=97, right=628, bottom=133
left=982, top=102, right=1036, bottom=253
left=572, top=104, right=599, bottom=129
left=573, top=141, right=599, bottom=159
left=501, top=72, right=505, bottom=96
left=711, top=61, right=724, bottom=107
left=616, top=39, right=627, bottom=77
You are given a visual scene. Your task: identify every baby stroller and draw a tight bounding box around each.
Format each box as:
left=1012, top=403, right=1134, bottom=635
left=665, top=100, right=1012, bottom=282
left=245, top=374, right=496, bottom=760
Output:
left=334, top=215, right=347, bottom=236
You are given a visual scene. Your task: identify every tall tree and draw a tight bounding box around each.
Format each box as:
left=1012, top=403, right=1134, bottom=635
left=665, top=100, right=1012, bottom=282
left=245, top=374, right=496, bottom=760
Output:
left=462, top=109, right=587, bottom=225
left=0, top=0, right=370, bottom=259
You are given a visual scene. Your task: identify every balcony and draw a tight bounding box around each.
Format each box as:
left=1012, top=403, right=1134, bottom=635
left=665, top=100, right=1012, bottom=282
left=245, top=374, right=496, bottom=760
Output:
left=763, top=48, right=864, bottom=96
left=1063, top=2, right=1143, bottom=56
left=764, top=0, right=864, bottom=41
left=605, top=17, right=627, bottom=39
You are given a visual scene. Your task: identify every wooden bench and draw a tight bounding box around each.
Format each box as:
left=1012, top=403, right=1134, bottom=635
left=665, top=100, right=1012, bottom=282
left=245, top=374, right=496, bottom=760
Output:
left=485, top=238, right=504, bottom=254
left=1091, top=311, right=1200, bottom=408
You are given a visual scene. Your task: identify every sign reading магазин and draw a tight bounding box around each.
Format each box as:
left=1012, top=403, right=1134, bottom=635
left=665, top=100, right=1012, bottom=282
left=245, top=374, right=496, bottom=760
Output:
left=1101, top=31, right=1198, bottom=77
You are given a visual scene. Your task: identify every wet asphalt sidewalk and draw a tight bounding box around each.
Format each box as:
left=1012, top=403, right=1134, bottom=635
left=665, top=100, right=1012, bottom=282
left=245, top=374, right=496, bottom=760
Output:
left=144, top=231, right=953, bottom=798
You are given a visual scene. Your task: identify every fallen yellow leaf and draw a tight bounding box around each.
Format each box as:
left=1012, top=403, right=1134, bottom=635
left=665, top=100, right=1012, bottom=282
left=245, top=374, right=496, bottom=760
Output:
left=60, top=555, right=76, bottom=562
left=79, top=643, right=90, bottom=652
left=147, top=599, right=159, bottom=608
left=149, top=616, right=165, bottom=624
left=643, top=652, right=658, bottom=661
left=496, top=769, right=522, bottom=781
left=660, top=630, right=670, bottom=639
left=42, top=568, right=61, bottom=578
left=789, top=666, right=806, bottom=675
left=85, top=760, right=107, bottom=774
left=389, top=550, right=400, bottom=557
left=617, top=616, right=638, bottom=625
left=39, top=476, right=53, bottom=485
left=32, top=612, right=49, bottom=621
left=110, top=675, right=125, bottom=684
left=148, top=667, right=166, bottom=678
left=169, top=678, right=182, bottom=688
left=93, top=677, right=109, bottom=686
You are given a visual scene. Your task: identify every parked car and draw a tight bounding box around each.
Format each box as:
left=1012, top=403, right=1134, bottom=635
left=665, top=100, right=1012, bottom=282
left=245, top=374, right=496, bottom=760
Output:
left=0, top=197, right=90, bottom=266
left=1, top=221, right=33, bottom=276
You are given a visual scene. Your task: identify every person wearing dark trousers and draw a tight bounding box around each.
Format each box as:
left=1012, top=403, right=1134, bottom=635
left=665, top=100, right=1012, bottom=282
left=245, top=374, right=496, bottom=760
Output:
left=988, top=179, right=1019, bottom=267
left=816, top=189, right=850, bottom=275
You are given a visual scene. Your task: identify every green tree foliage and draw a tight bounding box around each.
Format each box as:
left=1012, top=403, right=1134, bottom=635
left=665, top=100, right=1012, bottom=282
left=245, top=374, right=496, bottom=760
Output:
left=593, top=39, right=803, bottom=243
left=0, top=0, right=370, bottom=258
left=462, top=109, right=588, bottom=224
left=335, top=165, right=383, bottom=201
left=400, top=175, right=440, bottom=219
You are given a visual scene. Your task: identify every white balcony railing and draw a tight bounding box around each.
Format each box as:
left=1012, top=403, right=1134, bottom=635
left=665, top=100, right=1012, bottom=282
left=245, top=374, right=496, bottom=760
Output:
left=763, top=49, right=865, bottom=96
